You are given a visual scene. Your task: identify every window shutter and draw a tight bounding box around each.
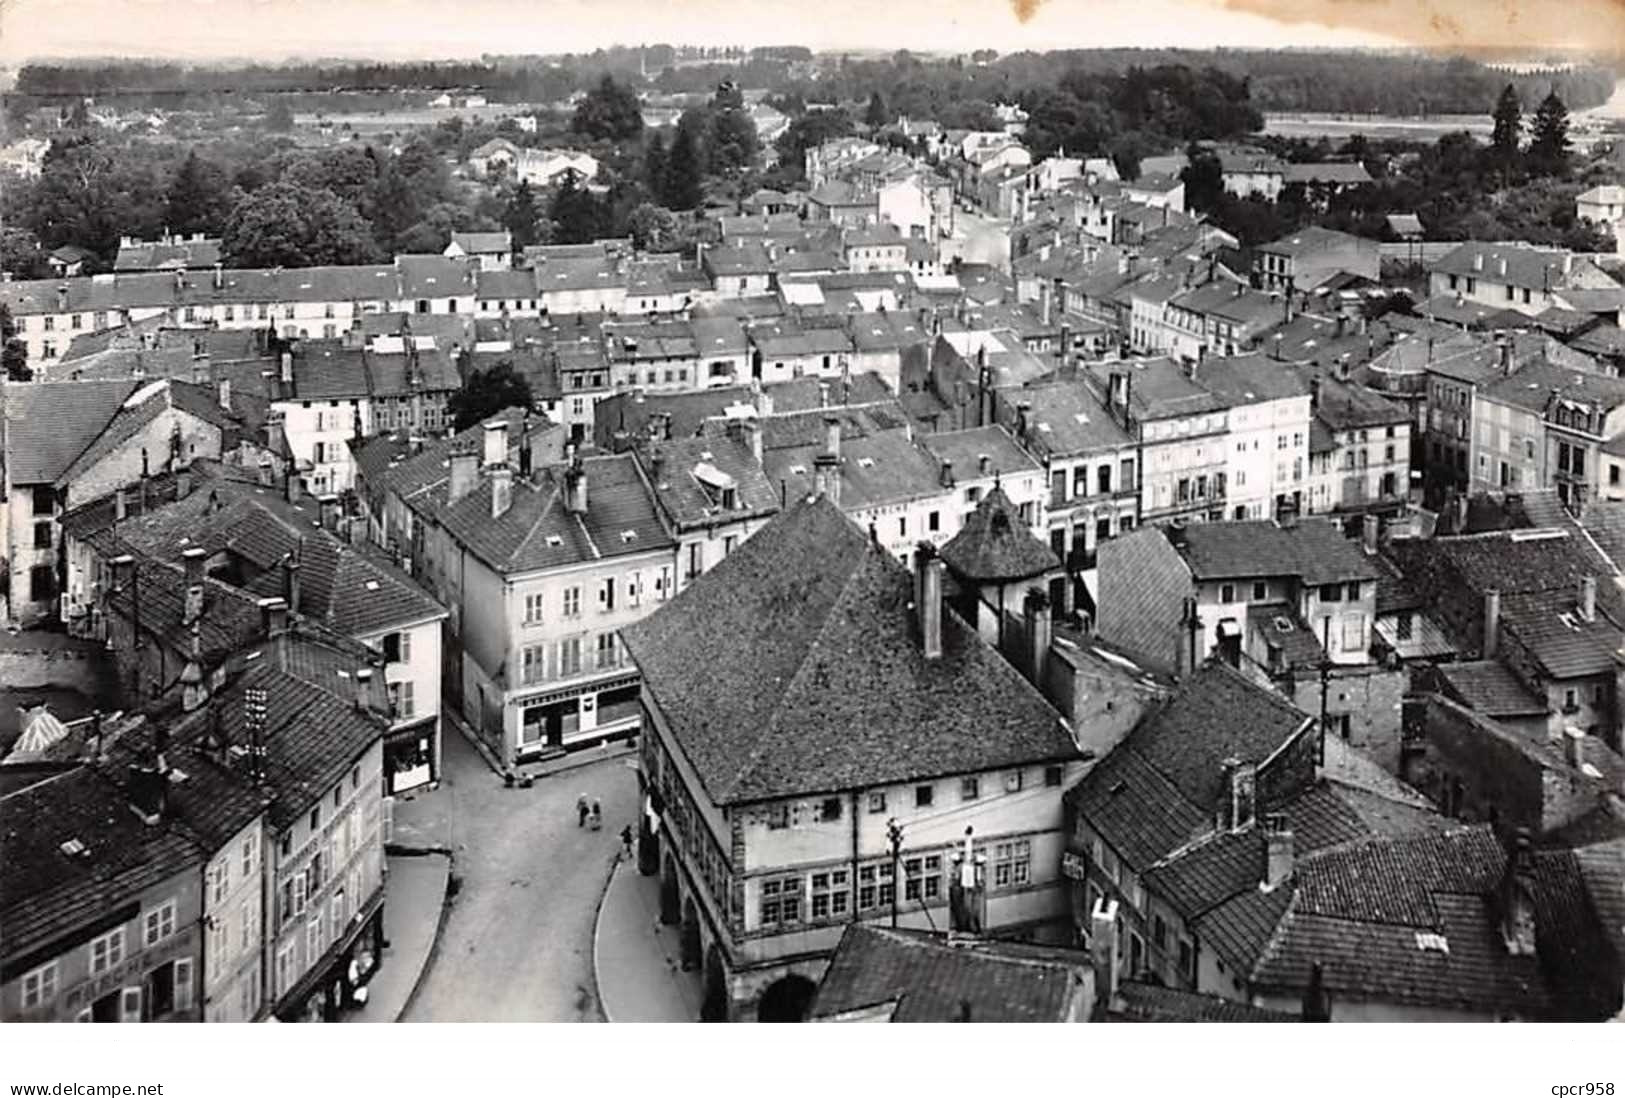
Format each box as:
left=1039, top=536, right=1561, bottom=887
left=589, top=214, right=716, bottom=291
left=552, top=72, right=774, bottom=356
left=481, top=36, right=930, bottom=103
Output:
left=293, top=872, right=306, bottom=915
left=382, top=796, right=395, bottom=844
left=174, top=959, right=194, bottom=1012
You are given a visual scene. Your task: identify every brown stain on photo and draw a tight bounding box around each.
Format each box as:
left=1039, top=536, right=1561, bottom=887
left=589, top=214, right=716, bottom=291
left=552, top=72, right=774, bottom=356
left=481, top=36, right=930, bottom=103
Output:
left=1219, top=0, right=1625, bottom=50
left=1011, top=0, right=1045, bottom=23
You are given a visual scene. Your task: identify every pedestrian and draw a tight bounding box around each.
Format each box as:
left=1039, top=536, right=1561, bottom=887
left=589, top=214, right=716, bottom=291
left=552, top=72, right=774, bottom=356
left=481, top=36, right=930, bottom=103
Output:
left=577, top=794, right=589, bottom=828
left=620, top=825, right=633, bottom=859
left=591, top=800, right=603, bottom=830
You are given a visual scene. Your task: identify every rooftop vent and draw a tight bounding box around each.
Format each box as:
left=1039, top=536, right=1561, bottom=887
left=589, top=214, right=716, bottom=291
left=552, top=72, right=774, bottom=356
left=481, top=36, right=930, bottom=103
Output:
left=60, top=838, right=88, bottom=857
left=545, top=534, right=563, bottom=547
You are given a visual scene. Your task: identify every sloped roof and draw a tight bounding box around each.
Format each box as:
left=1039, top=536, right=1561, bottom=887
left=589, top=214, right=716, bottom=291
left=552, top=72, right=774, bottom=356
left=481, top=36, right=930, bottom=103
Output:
left=622, top=496, right=1077, bottom=805
left=1177, top=518, right=1382, bottom=586
left=1436, top=660, right=1548, bottom=718
left=938, top=485, right=1058, bottom=583
left=3, top=379, right=140, bottom=484
left=810, top=925, right=1089, bottom=1022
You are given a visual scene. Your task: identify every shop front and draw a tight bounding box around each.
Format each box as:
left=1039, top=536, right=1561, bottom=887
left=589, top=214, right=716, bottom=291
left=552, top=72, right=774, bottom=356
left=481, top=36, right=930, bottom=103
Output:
left=384, top=716, right=438, bottom=795
left=514, top=672, right=641, bottom=762
left=275, top=893, right=385, bottom=1023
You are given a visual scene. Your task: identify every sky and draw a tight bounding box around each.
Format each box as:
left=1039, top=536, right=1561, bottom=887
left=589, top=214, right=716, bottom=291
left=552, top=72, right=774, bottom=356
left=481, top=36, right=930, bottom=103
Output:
left=0, top=0, right=1613, bottom=63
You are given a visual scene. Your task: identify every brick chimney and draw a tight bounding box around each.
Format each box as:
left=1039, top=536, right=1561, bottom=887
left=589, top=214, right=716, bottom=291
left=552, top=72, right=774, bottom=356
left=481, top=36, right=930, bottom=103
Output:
left=318, top=493, right=341, bottom=532
left=217, top=377, right=231, bottom=411
left=491, top=463, right=513, bottom=519
left=448, top=442, right=479, bottom=505
left=915, top=542, right=944, bottom=659
left=1262, top=813, right=1294, bottom=890
left=824, top=416, right=841, bottom=464
left=1579, top=576, right=1597, bottom=623
left=483, top=419, right=508, bottom=469
left=1023, top=588, right=1051, bottom=687
left=354, top=667, right=374, bottom=713
left=181, top=547, right=206, bottom=625
left=258, top=596, right=288, bottom=639
left=814, top=453, right=841, bottom=506
left=1361, top=513, right=1379, bottom=555
left=283, top=542, right=302, bottom=616
left=565, top=455, right=589, bottom=516
left=1483, top=587, right=1502, bottom=658
left=743, top=419, right=763, bottom=464
left=1564, top=725, right=1586, bottom=770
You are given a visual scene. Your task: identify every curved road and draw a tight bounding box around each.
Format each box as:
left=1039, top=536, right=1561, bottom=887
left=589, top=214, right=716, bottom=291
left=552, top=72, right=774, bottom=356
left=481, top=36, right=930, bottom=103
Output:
left=401, top=732, right=639, bottom=1022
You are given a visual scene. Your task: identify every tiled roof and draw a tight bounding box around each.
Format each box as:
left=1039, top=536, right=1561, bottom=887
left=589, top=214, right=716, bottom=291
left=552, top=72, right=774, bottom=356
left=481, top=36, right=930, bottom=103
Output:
left=1282, top=163, right=1374, bottom=186
left=1085, top=356, right=1223, bottom=420
left=450, top=231, right=512, bottom=255
left=622, top=496, right=1078, bottom=805
left=1482, top=361, right=1625, bottom=416
left=763, top=426, right=942, bottom=512
left=3, top=378, right=140, bottom=484
left=1436, top=660, right=1548, bottom=718
left=1195, top=353, right=1308, bottom=406
left=1498, top=589, right=1624, bottom=679
left=1429, top=242, right=1576, bottom=292
left=637, top=435, right=780, bottom=531
left=809, top=925, right=1089, bottom=1022
left=1313, top=376, right=1409, bottom=431
left=938, top=485, right=1058, bottom=583
left=1015, top=382, right=1133, bottom=458
left=1176, top=518, right=1382, bottom=586
left=1106, top=980, right=1296, bottom=1022
left=0, top=767, right=205, bottom=966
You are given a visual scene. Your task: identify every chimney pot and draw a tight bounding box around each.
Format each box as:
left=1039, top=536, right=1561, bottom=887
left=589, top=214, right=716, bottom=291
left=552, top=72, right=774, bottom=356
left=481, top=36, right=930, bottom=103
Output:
left=1263, top=814, right=1294, bottom=889
left=1483, top=587, right=1502, bottom=658
left=1024, top=589, right=1051, bottom=687
left=916, top=543, right=944, bottom=659
left=1564, top=725, right=1586, bottom=770
left=1579, top=575, right=1596, bottom=623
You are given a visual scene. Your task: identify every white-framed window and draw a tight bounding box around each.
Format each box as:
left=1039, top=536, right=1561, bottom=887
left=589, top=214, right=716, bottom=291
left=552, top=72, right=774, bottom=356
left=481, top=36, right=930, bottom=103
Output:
left=240, top=836, right=256, bottom=883
left=856, top=861, right=895, bottom=911
left=307, top=914, right=324, bottom=966
left=902, top=853, right=944, bottom=902
left=208, top=914, right=229, bottom=977
left=120, top=986, right=143, bottom=1023
left=991, top=839, right=1031, bottom=889
left=19, top=961, right=57, bottom=1009
left=758, top=875, right=803, bottom=928
left=523, top=592, right=545, bottom=625
left=558, top=637, right=582, bottom=676
left=389, top=681, right=415, bottom=719
left=173, top=957, right=194, bottom=1013
left=521, top=643, right=546, bottom=685
left=240, top=897, right=257, bottom=953
left=1004, top=769, right=1024, bottom=793
left=144, top=899, right=177, bottom=947
left=276, top=942, right=296, bottom=997
left=88, top=927, right=124, bottom=975
left=330, top=891, right=346, bottom=942
left=562, top=586, right=581, bottom=618
left=809, top=869, right=851, bottom=920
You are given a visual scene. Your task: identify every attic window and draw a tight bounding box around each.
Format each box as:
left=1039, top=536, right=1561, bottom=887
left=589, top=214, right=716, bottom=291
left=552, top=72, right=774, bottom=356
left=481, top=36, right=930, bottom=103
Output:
left=620, top=530, right=637, bottom=543
left=546, top=534, right=564, bottom=547
left=365, top=580, right=380, bottom=591
left=1037, top=423, right=1053, bottom=433
left=790, top=465, right=807, bottom=476
left=1073, top=413, right=1090, bottom=424
left=857, top=457, right=875, bottom=469
left=1414, top=932, right=1450, bottom=954
left=59, top=838, right=87, bottom=857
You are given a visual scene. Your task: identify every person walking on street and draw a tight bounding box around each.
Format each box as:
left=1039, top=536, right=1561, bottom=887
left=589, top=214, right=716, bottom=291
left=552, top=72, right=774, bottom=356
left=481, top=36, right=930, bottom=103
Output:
left=591, top=800, right=603, bottom=830
left=577, top=794, right=589, bottom=828
left=620, top=825, right=634, bottom=860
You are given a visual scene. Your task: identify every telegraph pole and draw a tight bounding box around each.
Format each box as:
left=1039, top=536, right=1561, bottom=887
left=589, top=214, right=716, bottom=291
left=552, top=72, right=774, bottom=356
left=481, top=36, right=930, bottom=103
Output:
left=886, top=817, right=903, bottom=928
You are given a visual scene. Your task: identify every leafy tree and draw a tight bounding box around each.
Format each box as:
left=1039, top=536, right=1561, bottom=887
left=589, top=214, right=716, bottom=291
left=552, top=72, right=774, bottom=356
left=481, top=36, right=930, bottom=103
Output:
left=265, top=98, right=294, bottom=133
left=1529, top=91, right=1571, bottom=177
left=221, top=182, right=381, bottom=268
left=709, top=107, right=760, bottom=176
left=774, top=108, right=853, bottom=182
left=165, top=150, right=234, bottom=237
left=549, top=172, right=604, bottom=244
left=1491, top=84, right=1522, bottom=161
left=24, top=136, right=167, bottom=259
left=664, top=119, right=705, bottom=211
left=626, top=202, right=677, bottom=251
left=504, top=180, right=541, bottom=251
left=712, top=81, right=744, bottom=112
left=1180, top=143, right=1225, bottom=213
left=448, top=361, right=534, bottom=432
left=0, top=304, right=30, bottom=383
left=283, top=144, right=380, bottom=208
left=864, top=90, right=888, bottom=128
left=643, top=131, right=668, bottom=198
left=572, top=75, right=643, bottom=142
left=0, top=228, right=50, bottom=280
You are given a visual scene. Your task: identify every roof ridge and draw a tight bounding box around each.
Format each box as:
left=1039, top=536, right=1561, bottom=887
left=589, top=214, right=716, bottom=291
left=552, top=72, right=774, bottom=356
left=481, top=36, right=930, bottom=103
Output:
left=720, top=517, right=875, bottom=802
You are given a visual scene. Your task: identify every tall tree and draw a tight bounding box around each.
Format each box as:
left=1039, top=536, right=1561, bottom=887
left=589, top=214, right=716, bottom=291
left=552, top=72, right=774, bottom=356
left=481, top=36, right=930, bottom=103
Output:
left=221, top=182, right=380, bottom=268
left=864, top=90, right=889, bottom=129
left=448, top=361, right=534, bottom=431
left=1529, top=91, right=1571, bottom=177
left=572, top=75, right=643, bottom=142
left=1180, top=143, right=1225, bottom=213
left=664, top=120, right=705, bottom=211
left=265, top=98, right=294, bottom=133
left=549, top=172, right=603, bottom=244
left=165, top=150, right=234, bottom=237
left=0, top=304, right=30, bottom=382
left=504, top=179, right=541, bottom=250
left=644, top=131, right=668, bottom=199
left=1491, top=83, right=1522, bottom=161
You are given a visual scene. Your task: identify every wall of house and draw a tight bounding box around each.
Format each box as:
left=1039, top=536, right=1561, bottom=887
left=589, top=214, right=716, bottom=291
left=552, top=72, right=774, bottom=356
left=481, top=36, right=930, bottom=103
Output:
left=276, top=396, right=370, bottom=496
left=1254, top=991, right=1496, bottom=1022
left=2, top=864, right=202, bottom=1022
left=1289, top=664, right=1406, bottom=774
left=267, top=738, right=385, bottom=1014
left=65, top=412, right=225, bottom=512
left=203, top=816, right=266, bottom=1023
left=359, top=616, right=444, bottom=774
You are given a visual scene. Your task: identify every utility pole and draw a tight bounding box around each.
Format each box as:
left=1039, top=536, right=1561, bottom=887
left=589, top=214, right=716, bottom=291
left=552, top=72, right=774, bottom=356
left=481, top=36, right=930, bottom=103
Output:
left=886, top=817, right=903, bottom=928
left=1318, top=615, right=1332, bottom=767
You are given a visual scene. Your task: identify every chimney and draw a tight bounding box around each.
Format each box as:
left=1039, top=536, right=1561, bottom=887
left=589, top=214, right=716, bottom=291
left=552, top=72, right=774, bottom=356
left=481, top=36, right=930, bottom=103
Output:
left=279, top=351, right=293, bottom=385
left=483, top=419, right=509, bottom=469
left=318, top=493, right=341, bottom=532
left=491, top=463, right=513, bottom=518
left=565, top=458, right=589, bottom=515
left=190, top=354, right=209, bottom=385
left=743, top=419, right=763, bottom=464
left=1473, top=252, right=1484, bottom=272
left=1262, top=813, right=1294, bottom=890
left=1308, top=375, right=1320, bottom=411
left=819, top=380, right=830, bottom=408
left=1499, top=829, right=1538, bottom=956
left=175, top=468, right=192, bottom=500
left=258, top=596, right=289, bottom=639
left=448, top=443, right=479, bottom=504
left=1023, top=589, right=1051, bottom=687
left=1564, top=725, right=1586, bottom=770
left=114, top=488, right=127, bottom=523
left=127, top=758, right=168, bottom=825
left=1498, top=257, right=1508, bottom=277
left=1580, top=575, right=1597, bottom=623
left=1219, top=757, right=1256, bottom=831
left=283, top=542, right=302, bottom=615
left=939, top=459, right=956, bottom=489
left=1302, top=963, right=1333, bottom=1022
left=915, top=542, right=944, bottom=659
left=1361, top=513, right=1379, bottom=555
left=181, top=547, right=206, bottom=625
left=212, top=262, right=224, bottom=290
left=1089, top=896, right=1120, bottom=1006
left=824, top=416, right=841, bottom=463
left=1483, top=587, right=1501, bottom=658
left=285, top=470, right=302, bottom=505
left=56, top=283, right=69, bottom=312
left=217, top=377, right=231, bottom=411
left=354, top=667, right=374, bottom=713
left=814, top=453, right=841, bottom=506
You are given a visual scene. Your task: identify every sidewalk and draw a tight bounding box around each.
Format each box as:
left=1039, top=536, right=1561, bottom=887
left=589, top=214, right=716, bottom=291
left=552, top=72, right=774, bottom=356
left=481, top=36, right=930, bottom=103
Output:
left=345, top=853, right=452, bottom=1023
left=444, top=706, right=637, bottom=781
left=592, top=856, right=703, bottom=1023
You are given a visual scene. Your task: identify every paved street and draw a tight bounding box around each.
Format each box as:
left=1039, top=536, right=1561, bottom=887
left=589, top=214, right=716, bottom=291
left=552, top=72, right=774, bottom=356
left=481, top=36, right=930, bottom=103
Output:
left=944, top=209, right=1013, bottom=272
left=401, top=729, right=640, bottom=1022
left=594, top=858, right=704, bottom=1022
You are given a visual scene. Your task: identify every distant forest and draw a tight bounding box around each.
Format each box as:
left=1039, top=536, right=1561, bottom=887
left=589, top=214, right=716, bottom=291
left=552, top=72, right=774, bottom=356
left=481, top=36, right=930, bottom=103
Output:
left=8, top=48, right=1615, bottom=120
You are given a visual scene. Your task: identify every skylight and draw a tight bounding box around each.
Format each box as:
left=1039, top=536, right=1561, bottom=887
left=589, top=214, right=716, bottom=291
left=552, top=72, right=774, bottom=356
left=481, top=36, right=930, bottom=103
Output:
left=546, top=534, right=563, bottom=547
